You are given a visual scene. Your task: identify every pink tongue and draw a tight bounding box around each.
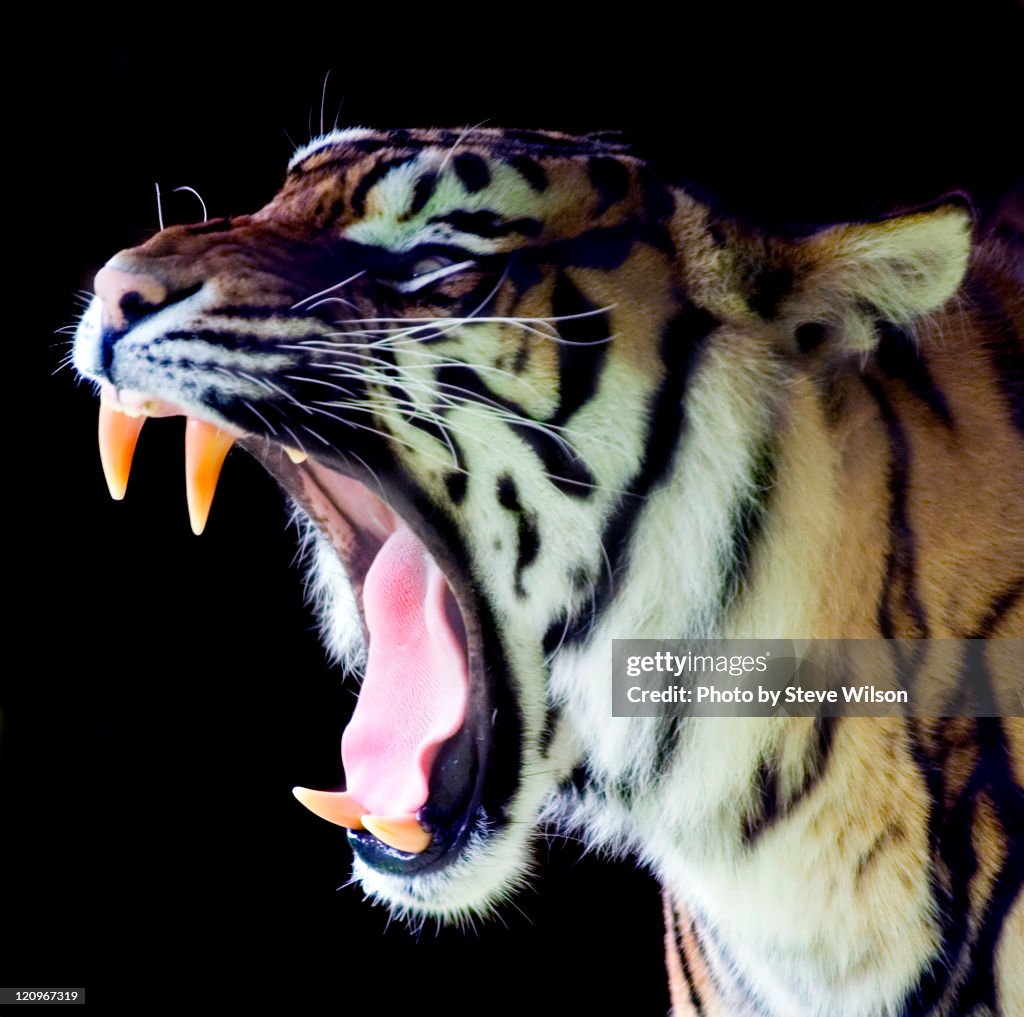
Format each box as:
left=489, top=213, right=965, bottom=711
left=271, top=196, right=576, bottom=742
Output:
left=341, top=526, right=469, bottom=816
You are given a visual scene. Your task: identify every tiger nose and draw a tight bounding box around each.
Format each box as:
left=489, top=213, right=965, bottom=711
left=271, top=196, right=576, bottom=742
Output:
left=94, top=266, right=169, bottom=331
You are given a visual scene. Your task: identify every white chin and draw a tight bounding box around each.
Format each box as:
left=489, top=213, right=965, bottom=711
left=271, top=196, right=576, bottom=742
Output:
left=351, top=820, right=538, bottom=922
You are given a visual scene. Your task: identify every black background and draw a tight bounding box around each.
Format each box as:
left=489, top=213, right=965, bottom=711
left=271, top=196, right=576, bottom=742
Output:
left=7, top=6, right=1021, bottom=1012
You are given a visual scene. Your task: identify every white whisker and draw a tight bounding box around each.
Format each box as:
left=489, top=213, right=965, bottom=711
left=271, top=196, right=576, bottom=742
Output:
left=319, top=70, right=331, bottom=137
left=241, top=399, right=278, bottom=436
left=292, top=270, right=366, bottom=310
left=172, top=185, right=209, bottom=222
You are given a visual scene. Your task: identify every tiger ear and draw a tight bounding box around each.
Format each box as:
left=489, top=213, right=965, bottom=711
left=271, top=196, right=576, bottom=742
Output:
left=766, top=202, right=973, bottom=355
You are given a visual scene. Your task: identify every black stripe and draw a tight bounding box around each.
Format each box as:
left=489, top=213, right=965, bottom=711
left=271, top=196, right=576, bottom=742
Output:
left=654, top=695, right=687, bottom=780
left=901, top=717, right=971, bottom=1016
left=346, top=138, right=390, bottom=154
left=641, top=170, right=676, bottom=223
left=543, top=613, right=570, bottom=656
left=404, top=409, right=453, bottom=447
left=290, top=151, right=388, bottom=180
left=161, top=327, right=290, bottom=352
left=862, top=374, right=930, bottom=638
left=953, top=715, right=1024, bottom=1010
left=548, top=224, right=636, bottom=270
left=499, top=128, right=629, bottom=152
left=967, top=276, right=1024, bottom=440
left=505, top=154, right=548, bottom=192
left=510, top=422, right=598, bottom=495
left=741, top=716, right=837, bottom=846
left=350, top=156, right=416, bottom=216
left=538, top=702, right=561, bottom=756
left=495, top=474, right=539, bottom=596
left=719, top=439, right=775, bottom=611
left=368, top=352, right=472, bottom=463
left=611, top=775, right=636, bottom=807
left=443, top=471, right=468, bottom=505
left=741, top=755, right=781, bottom=846
left=512, top=336, right=529, bottom=374
left=561, top=302, right=718, bottom=646
left=568, top=564, right=590, bottom=592
left=587, top=156, right=630, bottom=215
left=875, top=322, right=954, bottom=428
left=947, top=638, right=1024, bottom=1010
left=453, top=153, right=491, bottom=193
left=973, top=575, right=1024, bottom=637
left=405, top=172, right=438, bottom=218
left=548, top=273, right=612, bottom=426
left=430, top=210, right=542, bottom=239
left=562, top=763, right=595, bottom=796
left=429, top=361, right=597, bottom=494
left=854, top=820, right=907, bottom=884
left=670, top=905, right=707, bottom=1016
left=496, top=474, right=520, bottom=510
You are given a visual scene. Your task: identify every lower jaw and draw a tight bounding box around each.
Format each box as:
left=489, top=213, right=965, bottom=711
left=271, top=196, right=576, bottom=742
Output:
left=240, top=438, right=524, bottom=878
left=348, top=717, right=483, bottom=876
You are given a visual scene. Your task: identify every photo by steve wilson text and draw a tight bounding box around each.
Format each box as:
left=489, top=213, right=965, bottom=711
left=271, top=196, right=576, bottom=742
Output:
left=611, top=639, right=1024, bottom=718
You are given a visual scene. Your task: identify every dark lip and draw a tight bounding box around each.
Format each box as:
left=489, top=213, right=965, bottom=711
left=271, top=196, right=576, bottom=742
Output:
left=238, top=436, right=518, bottom=878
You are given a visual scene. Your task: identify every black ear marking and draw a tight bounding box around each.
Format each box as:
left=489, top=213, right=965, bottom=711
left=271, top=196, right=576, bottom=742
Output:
left=750, top=267, right=796, bottom=320
left=795, top=323, right=828, bottom=353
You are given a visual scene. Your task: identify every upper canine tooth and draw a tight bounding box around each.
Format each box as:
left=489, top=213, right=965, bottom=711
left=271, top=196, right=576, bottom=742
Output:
left=184, top=418, right=235, bottom=536
left=98, top=401, right=146, bottom=501
left=291, top=787, right=366, bottom=830
left=284, top=446, right=308, bottom=465
left=361, top=814, right=432, bottom=854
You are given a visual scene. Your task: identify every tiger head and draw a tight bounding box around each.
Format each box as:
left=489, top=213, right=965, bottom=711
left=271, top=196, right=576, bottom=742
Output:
left=72, top=127, right=972, bottom=920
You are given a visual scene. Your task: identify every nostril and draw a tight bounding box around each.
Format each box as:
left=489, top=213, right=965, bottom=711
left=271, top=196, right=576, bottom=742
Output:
left=119, top=290, right=164, bottom=327
left=94, top=266, right=169, bottom=331
left=94, top=266, right=203, bottom=333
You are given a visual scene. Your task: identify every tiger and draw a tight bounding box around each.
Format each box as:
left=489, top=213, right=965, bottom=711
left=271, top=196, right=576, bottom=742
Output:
left=71, top=127, right=1023, bottom=1016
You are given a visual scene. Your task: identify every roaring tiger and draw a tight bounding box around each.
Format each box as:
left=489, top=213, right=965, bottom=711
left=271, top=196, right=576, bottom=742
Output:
left=72, top=127, right=1022, bottom=1016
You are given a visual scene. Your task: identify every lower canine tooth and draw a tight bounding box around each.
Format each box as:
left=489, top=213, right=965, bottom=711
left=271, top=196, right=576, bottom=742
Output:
left=284, top=446, right=308, bottom=465
left=362, top=814, right=432, bottom=854
left=184, top=418, right=235, bottom=535
left=98, top=402, right=145, bottom=501
left=291, top=788, right=366, bottom=829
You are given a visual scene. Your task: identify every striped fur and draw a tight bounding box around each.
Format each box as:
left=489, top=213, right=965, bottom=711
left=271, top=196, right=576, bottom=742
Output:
left=73, top=129, right=1022, bottom=1015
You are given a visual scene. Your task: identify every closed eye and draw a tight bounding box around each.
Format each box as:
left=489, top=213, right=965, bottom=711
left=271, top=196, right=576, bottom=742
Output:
left=381, top=258, right=477, bottom=294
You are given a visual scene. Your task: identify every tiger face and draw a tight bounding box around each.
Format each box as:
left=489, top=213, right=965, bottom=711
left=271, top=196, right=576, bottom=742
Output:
left=72, top=127, right=980, bottom=928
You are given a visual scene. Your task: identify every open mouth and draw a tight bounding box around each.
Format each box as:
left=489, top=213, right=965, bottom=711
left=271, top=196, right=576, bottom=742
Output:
left=97, top=384, right=516, bottom=879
